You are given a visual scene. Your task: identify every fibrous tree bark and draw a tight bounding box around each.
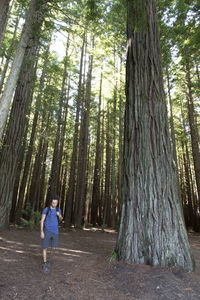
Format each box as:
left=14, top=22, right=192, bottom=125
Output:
left=0, top=0, right=48, bottom=141
left=116, top=0, right=194, bottom=271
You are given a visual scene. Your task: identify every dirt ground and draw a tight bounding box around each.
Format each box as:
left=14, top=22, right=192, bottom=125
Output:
left=1, top=227, right=200, bottom=300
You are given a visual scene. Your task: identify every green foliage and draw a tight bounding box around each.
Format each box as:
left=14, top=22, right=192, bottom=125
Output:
left=85, top=0, right=100, bottom=21
left=21, top=203, right=41, bottom=230
left=108, top=249, right=118, bottom=262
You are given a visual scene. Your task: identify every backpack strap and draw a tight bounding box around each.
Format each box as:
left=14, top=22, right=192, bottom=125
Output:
left=46, top=206, right=50, bottom=217
left=44, top=207, right=50, bottom=227
left=56, top=206, right=59, bottom=222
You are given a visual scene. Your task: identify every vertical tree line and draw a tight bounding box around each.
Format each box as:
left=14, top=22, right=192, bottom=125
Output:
left=0, top=0, right=126, bottom=229
left=0, top=0, right=199, bottom=272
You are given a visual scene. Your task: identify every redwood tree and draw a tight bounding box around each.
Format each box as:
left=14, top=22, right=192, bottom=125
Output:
left=0, top=0, right=48, bottom=141
left=74, top=45, right=94, bottom=228
left=91, top=73, right=102, bottom=226
left=116, top=0, right=194, bottom=271
left=64, top=35, right=85, bottom=227
left=0, top=0, right=48, bottom=228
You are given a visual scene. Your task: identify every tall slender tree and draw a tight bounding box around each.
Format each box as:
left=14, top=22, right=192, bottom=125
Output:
left=0, top=0, right=48, bottom=141
left=184, top=47, right=200, bottom=209
left=46, top=37, right=69, bottom=202
left=15, top=42, right=51, bottom=223
left=103, top=111, right=111, bottom=227
left=64, top=35, right=85, bottom=227
left=111, top=86, right=117, bottom=228
left=74, top=41, right=94, bottom=228
left=0, top=11, right=21, bottom=94
left=0, top=0, right=48, bottom=228
left=91, top=73, right=102, bottom=226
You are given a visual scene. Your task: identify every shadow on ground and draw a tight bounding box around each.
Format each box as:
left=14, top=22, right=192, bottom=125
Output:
left=0, top=227, right=200, bottom=300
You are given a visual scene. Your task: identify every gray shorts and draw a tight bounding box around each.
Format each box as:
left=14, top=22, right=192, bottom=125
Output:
left=42, top=229, right=58, bottom=249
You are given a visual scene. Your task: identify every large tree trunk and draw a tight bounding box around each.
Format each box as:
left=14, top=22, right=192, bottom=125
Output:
left=0, top=0, right=48, bottom=228
left=0, top=0, right=48, bottom=141
left=116, top=0, right=194, bottom=271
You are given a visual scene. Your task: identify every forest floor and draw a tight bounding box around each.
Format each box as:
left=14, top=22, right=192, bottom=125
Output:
left=1, top=227, right=200, bottom=300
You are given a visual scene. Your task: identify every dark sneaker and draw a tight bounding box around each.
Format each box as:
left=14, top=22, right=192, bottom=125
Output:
left=42, top=262, right=50, bottom=274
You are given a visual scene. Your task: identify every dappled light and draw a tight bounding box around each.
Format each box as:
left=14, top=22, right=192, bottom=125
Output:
left=0, top=238, right=24, bottom=246
left=57, top=247, right=92, bottom=255
left=62, top=252, right=80, bottom=257
left=1, top=258, right=18, bottom=263
left=1, top=228, right=200, bottom=299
